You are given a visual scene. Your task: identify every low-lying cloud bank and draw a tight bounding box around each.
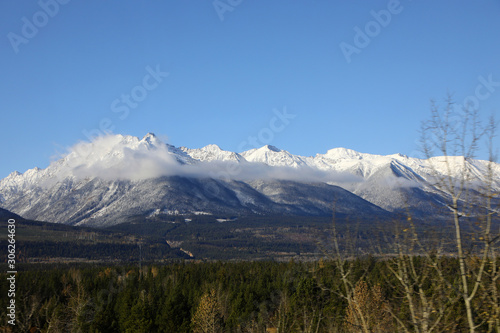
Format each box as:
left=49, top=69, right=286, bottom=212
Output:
left=183, top=160, right=363, bottom=184
left=61, top=135, right=362, bottom=184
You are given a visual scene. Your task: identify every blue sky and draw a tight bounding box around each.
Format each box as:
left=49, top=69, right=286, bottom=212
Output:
left=1, top=0, right=500, bottom=179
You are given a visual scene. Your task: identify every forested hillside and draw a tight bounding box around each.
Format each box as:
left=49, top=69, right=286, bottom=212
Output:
left=1, top=259, right=498, bottom=332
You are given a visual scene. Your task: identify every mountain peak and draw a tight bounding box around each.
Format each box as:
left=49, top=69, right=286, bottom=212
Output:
left=202, top=144, right=223, bottom=151
left=181, top=144, right=243, bottom=163
left=143, top=132, right=156, bottom=139
left=241, top=145, right=307, bottom=168
left=323, top=147, right=362, bottom=159
left=265, top=145, right=281, bottom=152
left=141, top=132, right=163, bottom=146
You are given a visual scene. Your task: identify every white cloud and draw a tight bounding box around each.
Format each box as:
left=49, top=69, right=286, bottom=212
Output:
left=58, top=134, right=362, bottom=184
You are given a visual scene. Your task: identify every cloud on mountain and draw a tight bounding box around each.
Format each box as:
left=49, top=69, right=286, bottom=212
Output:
left=64, top=135, right=183, bottom=181
left=61, top=134, right=362, bottom=184
left=184, top=160, right=362, bottom=184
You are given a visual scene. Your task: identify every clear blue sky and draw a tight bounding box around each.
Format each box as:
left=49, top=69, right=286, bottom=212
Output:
left=1, top=1, right=500, bottom=179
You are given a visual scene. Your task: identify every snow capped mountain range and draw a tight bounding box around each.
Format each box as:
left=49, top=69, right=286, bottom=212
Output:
left=180, top=144, right=245, bottom=163
left=1, top=133, right=498, bottom=227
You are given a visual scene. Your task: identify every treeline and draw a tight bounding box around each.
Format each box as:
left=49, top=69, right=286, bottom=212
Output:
left=0, top=240, right=189, bottom=263
left=1, top=258, right=498, bottom=332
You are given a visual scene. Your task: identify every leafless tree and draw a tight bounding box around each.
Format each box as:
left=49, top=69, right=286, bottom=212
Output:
left=317, top=208, right=379, bottom=332
left=378, top=216, right=459, bottom=332
left=344, top=280, right=393, bottom=333
left=419, top=95, right=500, bottom=332
left=191, top=288, right=224, bottom=333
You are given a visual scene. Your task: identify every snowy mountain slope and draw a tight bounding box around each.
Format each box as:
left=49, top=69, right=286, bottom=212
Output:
left=241, top=145, right=309, bottom=168
left=0, top=133, right=498, bottom=226
left=0, top=133, right=195, bottom=196
left=0, top=176, right=387, bottom=226
left=246, top=179, right=386, bottom=216
left=181, top=144, right=245, bottom=163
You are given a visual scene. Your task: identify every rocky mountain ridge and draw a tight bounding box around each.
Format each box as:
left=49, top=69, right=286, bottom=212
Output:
left=1, top=133, right=498, bottom=226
